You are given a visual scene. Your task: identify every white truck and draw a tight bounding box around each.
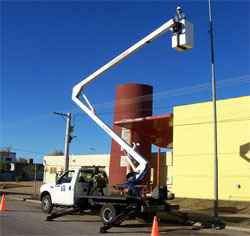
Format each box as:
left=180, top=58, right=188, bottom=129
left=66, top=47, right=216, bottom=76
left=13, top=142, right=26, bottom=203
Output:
left=40, top=6, right=193, bottom=233
left=40, top=166, right=181, bottom=231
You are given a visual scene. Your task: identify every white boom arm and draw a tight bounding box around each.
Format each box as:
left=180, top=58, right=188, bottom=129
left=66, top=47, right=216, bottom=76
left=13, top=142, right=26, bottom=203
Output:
left=72, top=7, right=192, bottom=182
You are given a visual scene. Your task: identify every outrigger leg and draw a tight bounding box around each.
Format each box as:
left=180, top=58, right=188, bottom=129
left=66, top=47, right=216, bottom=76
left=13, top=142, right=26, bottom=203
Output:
left=46, top=207, right=81, bottom=221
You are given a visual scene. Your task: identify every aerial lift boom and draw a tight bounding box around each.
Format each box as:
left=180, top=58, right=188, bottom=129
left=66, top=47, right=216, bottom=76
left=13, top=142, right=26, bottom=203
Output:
left=72, top=6, right=193, bottom=185
left=42, top=6, right=194, bottom=233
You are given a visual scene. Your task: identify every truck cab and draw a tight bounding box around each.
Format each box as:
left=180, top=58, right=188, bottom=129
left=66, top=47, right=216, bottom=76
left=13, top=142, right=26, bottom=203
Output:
left=40, top=166, right=108, bottom=213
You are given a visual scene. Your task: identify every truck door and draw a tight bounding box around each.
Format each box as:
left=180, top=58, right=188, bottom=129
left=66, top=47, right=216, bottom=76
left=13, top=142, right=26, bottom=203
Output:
left=53, top=170, right=75, bottom=205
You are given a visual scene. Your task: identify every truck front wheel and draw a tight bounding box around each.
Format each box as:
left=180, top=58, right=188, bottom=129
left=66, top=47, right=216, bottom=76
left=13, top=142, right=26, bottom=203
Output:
left=41, top=194, right=53, bottom=214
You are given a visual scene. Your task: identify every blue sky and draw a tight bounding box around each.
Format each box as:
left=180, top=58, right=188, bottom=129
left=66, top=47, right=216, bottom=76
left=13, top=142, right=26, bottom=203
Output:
left=1, top=1, right=249, bottom=162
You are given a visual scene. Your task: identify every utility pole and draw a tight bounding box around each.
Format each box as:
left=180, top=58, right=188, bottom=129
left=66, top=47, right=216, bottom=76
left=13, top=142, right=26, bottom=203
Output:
left=53, top=112, right=73, bottom=172
left=208, top=0, right=224, bottom=229
left=64, top=112, right=71, bottom=172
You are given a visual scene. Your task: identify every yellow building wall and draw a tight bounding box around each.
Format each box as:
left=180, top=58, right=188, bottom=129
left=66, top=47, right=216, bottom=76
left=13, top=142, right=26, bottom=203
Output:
left=171, top=96, right=250, bottom=201
left=43, top=154, right=110, bottom=184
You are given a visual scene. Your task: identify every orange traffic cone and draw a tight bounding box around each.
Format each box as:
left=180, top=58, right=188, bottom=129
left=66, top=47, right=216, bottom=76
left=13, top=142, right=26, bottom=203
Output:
left=0, top=193, right=7, bottom=211
left=151, top=216, right=159, bottom=236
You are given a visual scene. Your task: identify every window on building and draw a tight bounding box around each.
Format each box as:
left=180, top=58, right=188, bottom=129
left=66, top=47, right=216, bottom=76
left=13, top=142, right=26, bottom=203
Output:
left=49, top=167, right=57, bottom=174
left=121, top=128, right=130, bottom=143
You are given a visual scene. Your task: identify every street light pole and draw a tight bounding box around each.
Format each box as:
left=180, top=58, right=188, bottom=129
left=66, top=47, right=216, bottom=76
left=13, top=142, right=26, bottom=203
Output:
left=208, top=0, right=223, bottom=228
left=34, top=162, right=37, bottom=196
left=53, top=112, right=72, bottom=172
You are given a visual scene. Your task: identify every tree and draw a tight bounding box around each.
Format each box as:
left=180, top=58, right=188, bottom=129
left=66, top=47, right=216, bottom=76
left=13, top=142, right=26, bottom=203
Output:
left=0, top=160, right=6, bottom=173
left=18, top=158, right=28, bottom=163
left=22, top=165, right=35, bottom=180
left=0, top=146, right=12, bottom=153
left=0, top=147, right=11, bottom=172
left=47, top=150, right=64, bottom=156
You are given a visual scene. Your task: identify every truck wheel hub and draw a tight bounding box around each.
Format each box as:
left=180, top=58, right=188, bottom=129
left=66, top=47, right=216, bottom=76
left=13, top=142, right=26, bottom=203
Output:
left=43, top=199, right=49, bottom=209
left=103, top=209, right=113, bottom=222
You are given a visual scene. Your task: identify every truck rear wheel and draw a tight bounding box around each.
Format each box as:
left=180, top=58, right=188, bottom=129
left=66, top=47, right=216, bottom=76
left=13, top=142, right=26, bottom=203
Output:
left=41, top=194, right=53, bottom=214
left=100, top=203, right=117, bottom=224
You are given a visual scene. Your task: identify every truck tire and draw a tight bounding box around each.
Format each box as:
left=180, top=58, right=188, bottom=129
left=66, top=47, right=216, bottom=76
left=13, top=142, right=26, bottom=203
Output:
left=100, top=203, right=117, bottom=224
left=41, top=194, right=53, bottom=214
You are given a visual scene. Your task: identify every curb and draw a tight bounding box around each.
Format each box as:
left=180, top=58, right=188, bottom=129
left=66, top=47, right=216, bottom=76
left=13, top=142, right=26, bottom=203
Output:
left=25, top=199, right=40, bottom=204
left=226, top=226, right=250, bottom=233
left=7, top=196, right=26, bottom=201
left=7, top=195, right=40, bottom=204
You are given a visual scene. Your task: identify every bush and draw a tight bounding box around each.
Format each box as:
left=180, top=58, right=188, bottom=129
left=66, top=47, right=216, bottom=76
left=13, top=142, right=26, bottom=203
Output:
left=15, top=176, right=23, bottom=182
left=0, top=160, right=6, bottom=173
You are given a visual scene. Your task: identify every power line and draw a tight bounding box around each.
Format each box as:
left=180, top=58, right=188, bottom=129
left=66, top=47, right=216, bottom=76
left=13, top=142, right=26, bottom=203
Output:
left=73, top=101, right=250, bottom=120
left=91, top=74, right=250, bottom=110
left=1, top=74, right=249, bottom=127
left=174, top=116, right=250, bottom=127
left=74, top=75, right=250, bottom=118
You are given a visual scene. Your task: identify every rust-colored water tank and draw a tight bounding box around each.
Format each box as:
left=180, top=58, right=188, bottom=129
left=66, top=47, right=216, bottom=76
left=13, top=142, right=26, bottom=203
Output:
left=109, top=83, right=153, bottom=188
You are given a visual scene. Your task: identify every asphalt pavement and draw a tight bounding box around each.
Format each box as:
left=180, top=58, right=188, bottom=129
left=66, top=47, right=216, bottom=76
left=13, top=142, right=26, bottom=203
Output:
left=0, top=199, right=249, bottom=236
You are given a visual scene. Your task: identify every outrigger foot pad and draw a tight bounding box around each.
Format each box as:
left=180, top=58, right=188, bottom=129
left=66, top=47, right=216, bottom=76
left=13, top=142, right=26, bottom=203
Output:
left=99, top=227, right=107, bottom=233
